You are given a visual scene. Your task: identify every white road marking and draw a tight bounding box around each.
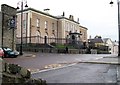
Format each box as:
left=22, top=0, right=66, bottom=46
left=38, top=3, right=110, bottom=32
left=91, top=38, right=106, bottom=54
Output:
left=31, top=63, right=77, bottom=74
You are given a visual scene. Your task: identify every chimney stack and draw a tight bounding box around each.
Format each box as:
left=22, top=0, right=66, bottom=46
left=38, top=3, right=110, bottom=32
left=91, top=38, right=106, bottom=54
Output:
left=62, top=11, right=65, bottom=16
left=89, top=35, right=92, bottom=39
left=44, top=8, right=50, bottom=14
left=69, top=15, right=74, bottom=21
left=77, top=18, right=79, bottom=23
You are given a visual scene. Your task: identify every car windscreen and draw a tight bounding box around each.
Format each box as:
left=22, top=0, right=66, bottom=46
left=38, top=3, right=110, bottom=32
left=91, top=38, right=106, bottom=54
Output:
left=3, top=48, right=12, bottom=51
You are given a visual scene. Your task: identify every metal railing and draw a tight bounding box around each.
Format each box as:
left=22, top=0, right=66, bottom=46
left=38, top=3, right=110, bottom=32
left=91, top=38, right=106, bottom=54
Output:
left=16, top=36, right=74, bottom=44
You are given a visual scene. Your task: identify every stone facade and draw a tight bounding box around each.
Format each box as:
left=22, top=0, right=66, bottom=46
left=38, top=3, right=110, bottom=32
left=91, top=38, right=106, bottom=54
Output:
left=103, top=38, right=113, bottom=54
left=0, top=12, right=2, bottom=47
left=17, top=9, right=58, bottom=44
left=79, top=26, right=88, bottom=42
left=1, top=4, right=17, bottom=50
left=113, top=41, right=118, bottom=54
left=17, top=8, right=88, bottom=44
left=103, top=38, right=119, bottom=54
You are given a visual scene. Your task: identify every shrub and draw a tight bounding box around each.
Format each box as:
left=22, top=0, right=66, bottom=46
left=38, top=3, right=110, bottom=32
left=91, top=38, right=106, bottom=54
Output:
left=9, top=64, right=21, bottom=74
left=55, top=44, right=65, bottom=49
left=50, top=42, right=56, bottom=46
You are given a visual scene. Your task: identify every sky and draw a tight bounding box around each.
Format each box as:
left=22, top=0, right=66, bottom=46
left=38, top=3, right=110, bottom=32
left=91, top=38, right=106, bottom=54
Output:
left=0, top=0, right=118, bottom=41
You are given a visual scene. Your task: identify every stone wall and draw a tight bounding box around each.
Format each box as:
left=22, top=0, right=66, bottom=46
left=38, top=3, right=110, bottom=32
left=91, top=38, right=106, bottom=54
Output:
left=1, top=4, right=16, bottom=50
left=1, top=58, right=46, bottom=84
left=0, top=58, right=2, bottom=85
left=0, top=12, right=2, bottom=47
left=17, top=46, right=87, bottom=54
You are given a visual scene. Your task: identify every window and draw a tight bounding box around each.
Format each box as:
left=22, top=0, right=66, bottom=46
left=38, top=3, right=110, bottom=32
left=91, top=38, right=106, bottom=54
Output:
left=84, top=32, right=86, bottom=40
left=72, top=25, right=74, bottom=32
left=36, top=31, right=41, bottom=43
left=52, top=23, right=54, bottom=30
left=75, top=30, right=77, bottom=32
left=66, top=22, right=69, bottom=31
left=71, top=24, right=72, bottom=31
left=73, top=25, right=75, bottom=32
left=80, top=31, right=81, bottom=33
left=75, top=26, right=76, bottom=31
left=23, top=20, right=26, bottom=29
left=67, top=23, right=68, bottom=31
left=37, top=18, right=40, bottom=28
left=45, top=21, right=48, bottom=29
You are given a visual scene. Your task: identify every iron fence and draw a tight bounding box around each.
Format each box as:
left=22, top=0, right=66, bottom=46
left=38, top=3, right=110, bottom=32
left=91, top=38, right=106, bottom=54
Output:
left=16, top=36, right=70, bottom=44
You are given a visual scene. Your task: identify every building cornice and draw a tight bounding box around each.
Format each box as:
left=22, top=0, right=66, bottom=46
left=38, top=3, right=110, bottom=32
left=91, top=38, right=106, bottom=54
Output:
left=17, top=8, right=80, bottom=24
left=1, top=4, right=16, bottom=10
left=57, top=16, right=80, bottom=24
left=17, top=8, right=57, bottom=19
left=79, top=25, right=88, bottom=30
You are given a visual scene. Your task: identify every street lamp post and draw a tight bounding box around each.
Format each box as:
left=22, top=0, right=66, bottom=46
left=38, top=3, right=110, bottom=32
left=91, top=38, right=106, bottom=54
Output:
left=110, top=0, right=120, bottom=57
left=17, top=0, right=28, bottom=55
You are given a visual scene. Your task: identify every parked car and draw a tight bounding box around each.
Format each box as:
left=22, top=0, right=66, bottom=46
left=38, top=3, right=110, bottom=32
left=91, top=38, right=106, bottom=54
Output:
left=0, top=48, right=4, bottom=58
left=2, top=47, right=19, bottom=58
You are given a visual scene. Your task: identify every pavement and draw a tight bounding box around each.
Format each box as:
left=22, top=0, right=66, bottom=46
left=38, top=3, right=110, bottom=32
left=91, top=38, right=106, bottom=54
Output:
left=117, top=63, right=120, bottom=85
left=81, top=56, right=120, bottom=65
left=79, top=56, right=120, bottom=84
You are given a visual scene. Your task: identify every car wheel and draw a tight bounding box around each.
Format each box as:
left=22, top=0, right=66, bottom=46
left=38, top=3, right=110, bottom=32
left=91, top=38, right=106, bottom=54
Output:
left=2, top=56, right=4, bottom=58
left=14, top=55, right=18, bottom=58
left=11, top=55, right=15, bottom=58
left=6, top=54, right=9, bottom=58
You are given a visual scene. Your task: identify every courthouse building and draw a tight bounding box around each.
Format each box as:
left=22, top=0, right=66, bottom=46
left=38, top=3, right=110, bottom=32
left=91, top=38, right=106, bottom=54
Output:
left=16, top=8, right=88, bottom=45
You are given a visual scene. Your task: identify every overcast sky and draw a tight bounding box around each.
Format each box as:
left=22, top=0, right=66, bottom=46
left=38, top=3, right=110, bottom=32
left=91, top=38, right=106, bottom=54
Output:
left=0, top=0, right=118, bottom=41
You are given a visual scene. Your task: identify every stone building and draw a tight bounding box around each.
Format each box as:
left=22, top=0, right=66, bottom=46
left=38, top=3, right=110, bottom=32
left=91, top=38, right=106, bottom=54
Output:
left=16, top=8, right=88, bottom=45
left=103, top=38, right=113, bottom=54
left=1, top=4, right=17, bottom=50
left=103, top=38, right=118, bottom=54
left=113, top=41, right=118, bottom=54
left=0, top=12, right=2, bottom=47
left=17, top=8, right=58, bottom=44
left=79, top=25, right=88, bottom=42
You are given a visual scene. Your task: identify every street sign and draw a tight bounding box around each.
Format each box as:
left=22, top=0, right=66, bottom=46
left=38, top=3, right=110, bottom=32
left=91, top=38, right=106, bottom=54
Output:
left=9, top=16, right=16, bottom=29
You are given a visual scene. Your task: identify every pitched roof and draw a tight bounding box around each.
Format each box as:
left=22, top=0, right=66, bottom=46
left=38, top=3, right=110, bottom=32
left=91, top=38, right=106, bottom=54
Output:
left=17, top=8, right=79, bottom=24
left=103, top=38, right=114, bottom=44
left=17, top=8, right=57, bottom=19
left=113, top=41, right=118, bottom=46
left=88, top=38, right=103, bottom=43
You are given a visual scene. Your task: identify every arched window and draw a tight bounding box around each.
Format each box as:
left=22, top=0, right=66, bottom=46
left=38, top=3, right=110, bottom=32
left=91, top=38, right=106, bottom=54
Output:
left=51, top=33, right=55, bottom=43
left=45, top=32, right=48, bottom=37
left=36, top=31, right=41, bottom=43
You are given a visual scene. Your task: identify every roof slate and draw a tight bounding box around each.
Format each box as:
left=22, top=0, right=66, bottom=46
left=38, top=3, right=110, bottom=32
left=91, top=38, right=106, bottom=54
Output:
left=88, top=38, right=103, bottom=43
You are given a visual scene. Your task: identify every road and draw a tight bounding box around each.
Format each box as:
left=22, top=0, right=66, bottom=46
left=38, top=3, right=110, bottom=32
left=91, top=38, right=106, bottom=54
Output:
left=3, top=52, right=117, bottom=71
left=32, top=63, right=117, bottom=83
left=3, top=53, right=119, bottom=83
